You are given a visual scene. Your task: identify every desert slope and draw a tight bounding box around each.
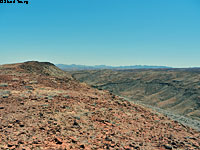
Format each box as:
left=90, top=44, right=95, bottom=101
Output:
left=70, top=69, right=200, bottom=121
left=0, top=62, right=199, bottom=149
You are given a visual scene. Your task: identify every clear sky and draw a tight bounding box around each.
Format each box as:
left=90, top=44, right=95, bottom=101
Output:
left=0, top=0, right=200, bottom=67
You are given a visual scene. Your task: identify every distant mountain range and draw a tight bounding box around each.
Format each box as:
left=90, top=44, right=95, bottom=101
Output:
left=56, top=64, right=171, bottom=71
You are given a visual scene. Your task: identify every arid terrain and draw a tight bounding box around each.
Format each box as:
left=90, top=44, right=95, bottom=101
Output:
left=70, top=69, right=200, bottom=122
left=0, top=62, right=200, bottom=150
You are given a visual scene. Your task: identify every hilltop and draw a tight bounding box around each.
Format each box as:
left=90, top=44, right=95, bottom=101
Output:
left=0, top=61, right=199, bottom=149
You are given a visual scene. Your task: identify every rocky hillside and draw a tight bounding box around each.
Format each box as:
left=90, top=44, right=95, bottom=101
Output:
left=70, top=69, right=200, bottom=121
left=0, top=62, right=199, bottom=149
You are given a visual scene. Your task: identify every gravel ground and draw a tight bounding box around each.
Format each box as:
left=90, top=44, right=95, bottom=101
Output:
left=121, top=96, right=200, bottom=131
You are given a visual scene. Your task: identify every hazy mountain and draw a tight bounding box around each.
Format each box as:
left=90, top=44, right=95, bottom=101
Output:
left=56, top=64, right=171, bottom=71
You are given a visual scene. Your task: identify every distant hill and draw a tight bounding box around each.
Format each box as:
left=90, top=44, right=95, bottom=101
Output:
left=56, top=64, right=171, bottom=71
left=70, top=68, right=200, bottom=121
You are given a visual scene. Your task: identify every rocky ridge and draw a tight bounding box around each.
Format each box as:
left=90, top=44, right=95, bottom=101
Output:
left=0, top=62, right=199, bottom=150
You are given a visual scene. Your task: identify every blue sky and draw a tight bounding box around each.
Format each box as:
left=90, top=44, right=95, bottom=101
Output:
left=0, top=0, right=200, bottom=67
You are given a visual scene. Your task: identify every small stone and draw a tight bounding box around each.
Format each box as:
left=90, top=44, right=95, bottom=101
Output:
left=54, top=138, right=62, bottom=144
left=19, top=124, right=25, bottom=127
left=39, top=113, right=43, bottom=117
left=164, top=144, right=173, bottom=149
left=73, top=120, right=79, bottom=127
left=134, top=146, right=139, bottom=149
left=105, top=137, right=112, bottom=141
left=129, top=143, right=135, bottom=147
left=71, top=139, right=77, bottom=143
left=2, top=95, right=9, bottom=98
left=39, top=127, right=45, bottom=130
left=18, top=140, right=24, bottom=144
left=7, top=144, right=13, bottom=147
left=80, top=145, right=85, bottom=149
